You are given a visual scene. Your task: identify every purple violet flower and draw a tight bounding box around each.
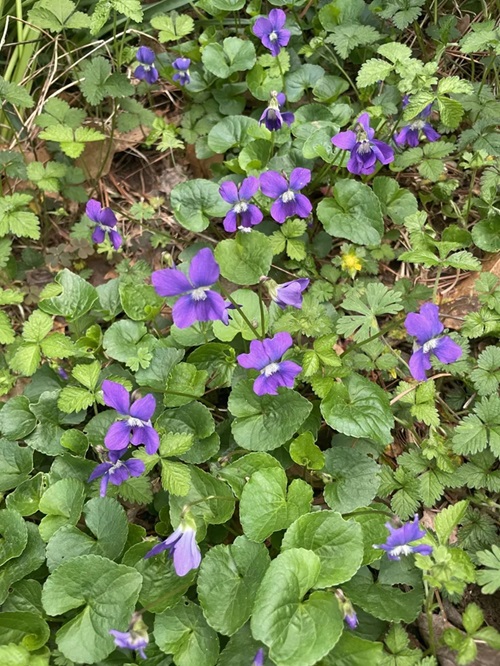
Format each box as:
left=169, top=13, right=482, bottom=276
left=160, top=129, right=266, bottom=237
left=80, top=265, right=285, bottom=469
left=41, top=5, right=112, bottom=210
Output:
left=237, top=332, right=302, bottom=396
left=375, top=514, right=433, bottom=560
left=395, top=95, right=440, bottom=147
left=219, top=177, right=263, bottom=232
left=253, top=9, right=290, bottom=57
left=151, top=248, right=228, bottom=329
left=144, top=520, right=201, bottom=576
left=259, top=92, right=294, bottom=131
left=110, top=617, right=149, bottom=660
left=271, top=278, right=309, bottom=309
left=331, top=112, right=394, bottom=176
left=172, top=57, right=191, bottom=86
left=260, top=168, right=312, bottom=224
left=86, top=199, right=122, bottom=250
left=345, top=609, right=358, bottom=630
left=88, top=450, right=145, bottom=497
left=57, top=367, right=69, bottom=380
left=134, top=46, right=159, bottom=85
left=405, top=303, right=462, bottom=381
left=102, top=380, right=160, bottom=455
left=253, top=648, right=265, bottom=665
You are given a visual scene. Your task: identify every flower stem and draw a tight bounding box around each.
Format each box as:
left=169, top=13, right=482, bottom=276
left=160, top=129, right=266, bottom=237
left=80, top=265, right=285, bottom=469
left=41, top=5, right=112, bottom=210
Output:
left=220, top=287, right=262, bottom=340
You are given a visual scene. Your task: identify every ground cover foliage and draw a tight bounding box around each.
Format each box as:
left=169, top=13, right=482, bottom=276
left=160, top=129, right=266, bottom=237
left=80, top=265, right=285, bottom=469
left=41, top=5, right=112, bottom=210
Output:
left=1, top=0, right=500, bottom=664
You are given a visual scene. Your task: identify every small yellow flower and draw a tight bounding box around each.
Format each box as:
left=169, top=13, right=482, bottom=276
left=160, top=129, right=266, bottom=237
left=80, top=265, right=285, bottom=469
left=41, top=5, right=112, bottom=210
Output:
left=341, top=252, right=363, bottom=274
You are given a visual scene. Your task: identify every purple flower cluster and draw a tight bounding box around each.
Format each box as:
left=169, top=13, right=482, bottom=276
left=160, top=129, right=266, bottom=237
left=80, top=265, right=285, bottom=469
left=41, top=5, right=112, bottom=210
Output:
left=172, top=57, right=191, bottom=86
left=152, top=248, right=228, bottom=329
left=219, top=177, right=263, bottom=232
left=87, top=381, right=158, bottom=497
left=259, top=92, right=294, bottom=132
left=145, top=517, right=202, bottom=577
left=332, top=113, right=394, bottom=175
left=405, top=303, right=462, bottom=381
left=86, top=200, right=122, bottom=250
left=219, top=169, right=312, bottom=231
left=237, top=332, right=302, bottom=396
left=375, top=514, right=433, bottom=560
left=395, top=96, right=440, bottom=147
left=253, top=9, right=290, bottom=57
left=134, top=46, right=158, bottom=85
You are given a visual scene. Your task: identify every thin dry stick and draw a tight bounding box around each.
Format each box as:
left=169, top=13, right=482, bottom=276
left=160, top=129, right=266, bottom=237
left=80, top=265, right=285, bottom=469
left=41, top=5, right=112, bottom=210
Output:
left=390, top=373, right=452, bottom=405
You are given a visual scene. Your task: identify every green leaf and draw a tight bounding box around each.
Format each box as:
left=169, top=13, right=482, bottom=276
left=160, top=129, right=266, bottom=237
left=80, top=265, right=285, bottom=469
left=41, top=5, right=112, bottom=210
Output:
left=372, top=176, right=418, bottom=225
left=156, top=401, right=216, bottom=464
left=207, top=116, right=261, bottom=154
left=79, top=56, right=134, bottom=105
left=39, top=269, right=98, bottom=320
left=0, top=611, right=49, bottom=651
left=213, top=289, right=266, bottom=342
left=337, top=283, right=403, bottom=342
left=0, top=510, right=28, bottom=566
left=437, top=96, right=464, bottom=129
left=289, top=432, right=325, bottom=470
left=5, top=473, right=45, bottom=517
left=251, top=548, right=344, bottom=666
left=321, top=632, right=384, bottom=666
left=0, top=523, right=45, bottom=604
left=136, top=346, right=184, bottom=390
left=151, top=12, right=195, bottom=42
left=169, top=467, right=235, bottom=536
left=285, top=64, right=325, bottom=103
left=28, top=0, right=90, bottom=32
left=0, top=312, right=14, bottom=345
left=38, top=478, right=86, bottom=541
left=218, top=452, right=283, bottom=498
left=281, top=511, right=363, bottom=587
left=0, top=396, right=37, bottom=440
left=197, top=536, right=270, bottom=635
left=103, top=319, right=154, bottom=371
left=160, top=460, right=192, bottom=496
left=9, top=343, right=41, bottom=377
left=57, top=387, right=94, bottom=414
left=321, top=374, right=394, bottom=447
left=343, top=566, right=424, bottom=623
left=164, top=363, right=207, bottom=407
left=435, top=500, right=468, bottom=545
left=357, top=59, right=394, bottom=87
left=202, top=38, right=256, bottom=78
left=215, top=231, right=274, bottom=286
left=323, top=447, right=381, bottom=513
left=472, top=215, right=500, bottom=252
left=0, top=440, right=33, bottom=492
left=0, top=76, right=34, bottom=108
left=0, top=194, right=40, bottom=240
left=155, top=599, right=219, bottom=666
left=170, top=179, right=229, bottom=232
left=229, top=380, right=313, bottom=451
left=327, top=24, right=381, bottom=58
left=317, top=180, right=384, bottom=245
left=476, top=545, right=500, bottom=594
left=240, top=467, right=312, bottom=542
left=42, top=554, right=142, bottom=664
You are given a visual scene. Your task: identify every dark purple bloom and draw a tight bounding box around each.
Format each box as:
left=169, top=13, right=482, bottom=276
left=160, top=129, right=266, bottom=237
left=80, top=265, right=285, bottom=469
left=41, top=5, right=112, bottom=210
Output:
left=144, top=522, right=201, bottom=576
left=375, top=514, right=433, bottom=560
left=134, top=46, right=159, bottom=85
left=395, top=95, right=440, bottom=147
left=272, top=278, right=309, bottom=309
left=405, top=303, right=462, bottom=381
left=110, top=617, right=148, bottom=660
left=259, top=92, right=294, bottom=131
left=151, top=248, right=228, bottom=329
left=57, top=367, right=68, bottom=380
left=86, top=199, right=122, bottom=250
left=253, top=648, right=265, bottom=666
left=253, top=9, right=290, bottom=57
left=237, top=332, right=302, bottom=396
left=331, top=112, right=394, bottom=176
left=219, top=177, right=263, bottom=232
left=172, top=57, right=191, bottom=86
left=335, top=589, right=358, bottom=630
left=102, top=380, right=160, bottom=455
left=88, top=450, right=145, bottom=497
left=260, top=168, right=312, bottom=224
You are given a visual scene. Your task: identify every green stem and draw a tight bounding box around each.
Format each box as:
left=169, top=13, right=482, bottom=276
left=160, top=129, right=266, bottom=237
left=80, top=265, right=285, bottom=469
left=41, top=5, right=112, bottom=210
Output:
left=342, top=317, right=404, bottom=357
left=425, top=586, right=437, bottom=657
left=258, top=283, right=267, bottom=338
left=220, top=287, right=261, bottom=340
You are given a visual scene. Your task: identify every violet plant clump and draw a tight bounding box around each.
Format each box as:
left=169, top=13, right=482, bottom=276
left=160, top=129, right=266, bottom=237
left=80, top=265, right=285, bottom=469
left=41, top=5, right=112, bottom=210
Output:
left=2, top=2, right=500, bottom=665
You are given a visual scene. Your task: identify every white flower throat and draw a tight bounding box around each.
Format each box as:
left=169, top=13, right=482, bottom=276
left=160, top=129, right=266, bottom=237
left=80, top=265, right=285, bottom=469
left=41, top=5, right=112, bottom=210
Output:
left=233, top=201, right=248, bottom=214
left=127, top=417, right=151, bottom=428
left=190, top=286, right=210, bottom=301
left=269, top=31, right=278, bottom=42
left=422, top=337, right=439, bottom=354
left=262, top=362, right=280, bottom=376
left=390, top=545, right=414, bottom=557
left=281, top=190, right=295, bottom=203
